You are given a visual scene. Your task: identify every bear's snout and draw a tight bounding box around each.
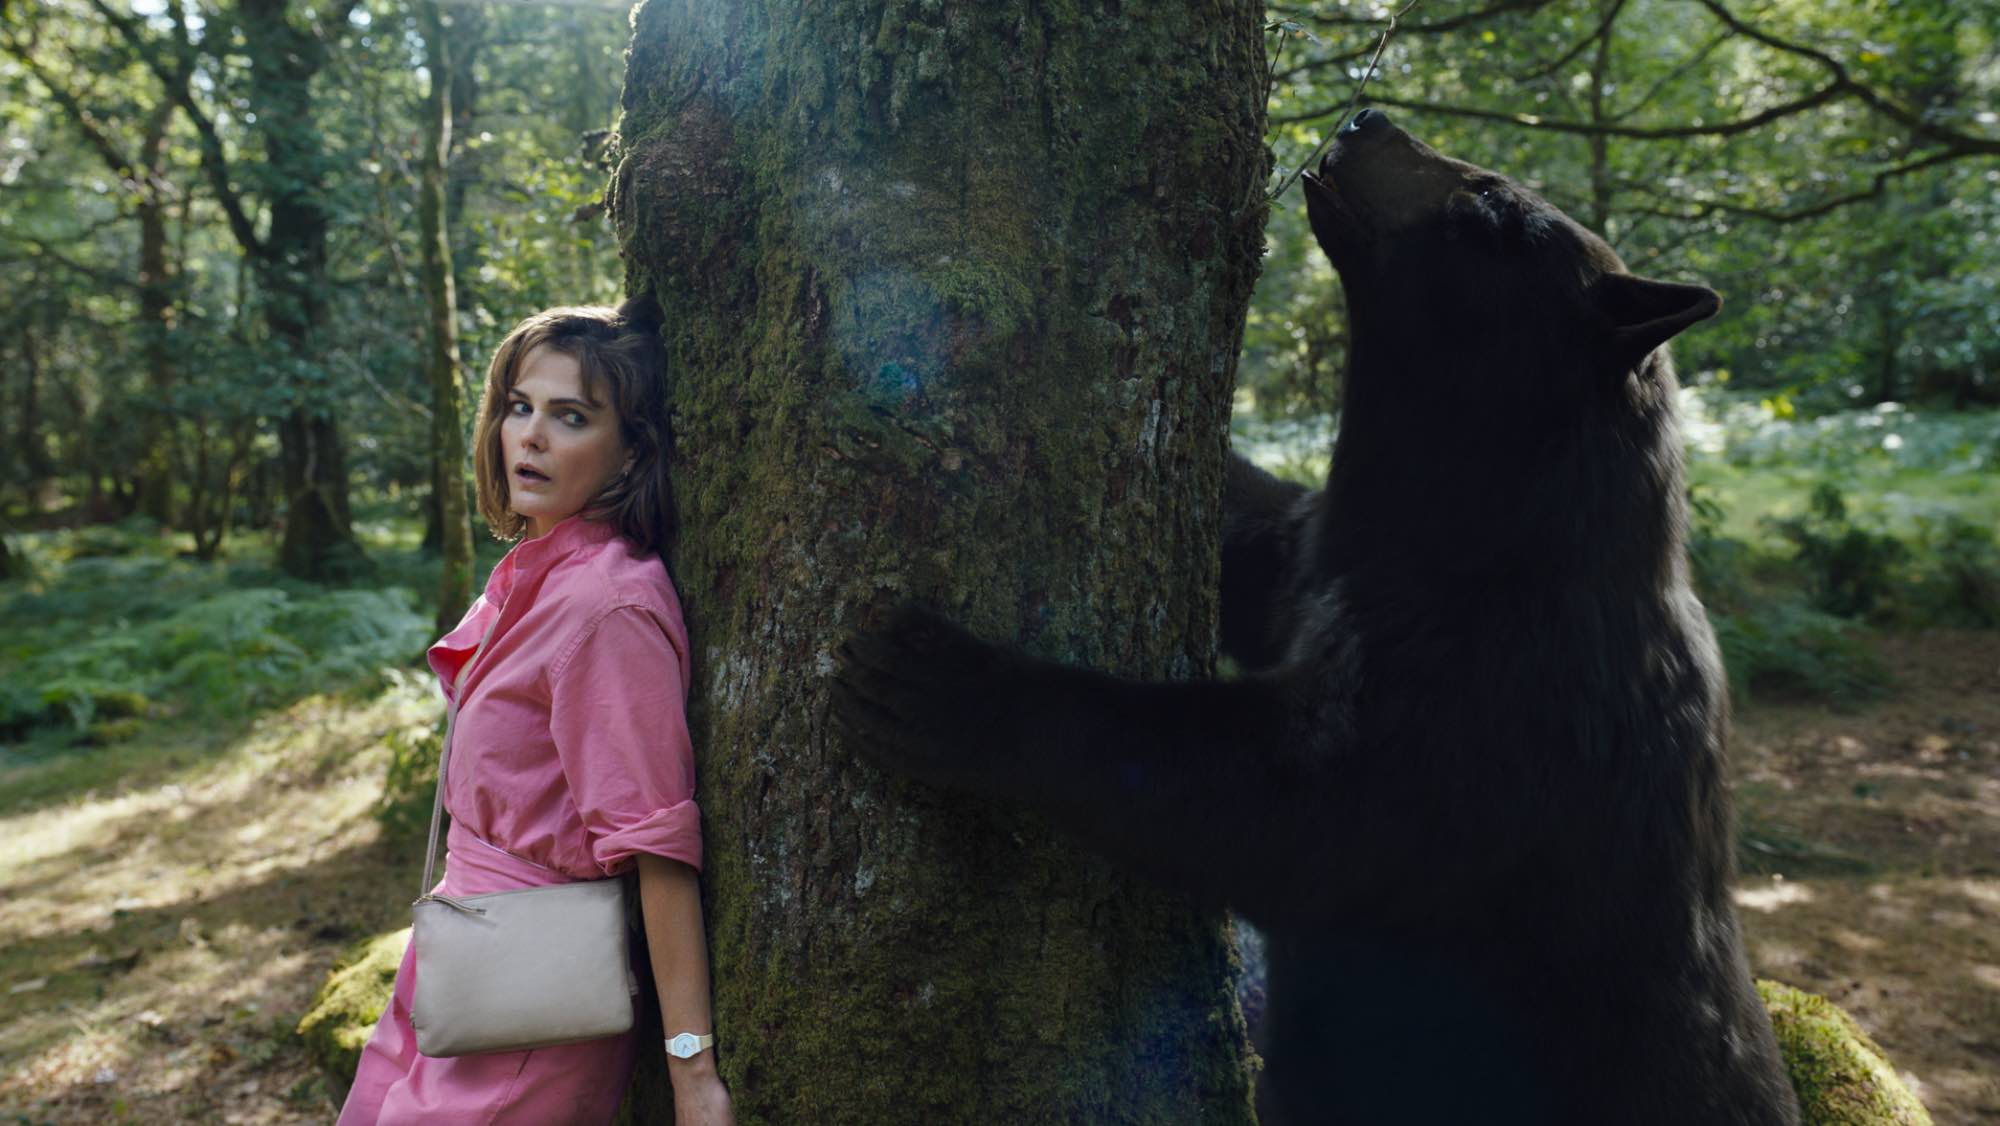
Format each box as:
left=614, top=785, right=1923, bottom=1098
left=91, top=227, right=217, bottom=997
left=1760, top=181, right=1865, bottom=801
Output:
left=1340, top=107, right=1391, bottom=136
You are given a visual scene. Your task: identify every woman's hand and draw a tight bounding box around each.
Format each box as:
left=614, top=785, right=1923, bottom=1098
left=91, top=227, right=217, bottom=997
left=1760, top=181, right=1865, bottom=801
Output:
left=669, top=1055, right=733, bottom=1126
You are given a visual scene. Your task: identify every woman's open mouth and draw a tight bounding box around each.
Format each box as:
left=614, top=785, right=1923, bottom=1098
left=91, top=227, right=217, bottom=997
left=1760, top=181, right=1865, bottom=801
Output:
left=514, top=464, right=551, bottom=486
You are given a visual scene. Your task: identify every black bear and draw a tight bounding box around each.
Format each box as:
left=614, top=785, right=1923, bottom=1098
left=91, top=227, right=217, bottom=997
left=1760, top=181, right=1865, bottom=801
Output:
left=833, top=108, right=1800, bottom=1125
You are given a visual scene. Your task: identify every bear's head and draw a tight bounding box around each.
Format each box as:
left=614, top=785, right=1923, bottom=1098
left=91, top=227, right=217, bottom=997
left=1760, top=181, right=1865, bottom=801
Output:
left=1304, top=109, right=1719, bottom=400
left=1300, top=110, right=1721, bottom=579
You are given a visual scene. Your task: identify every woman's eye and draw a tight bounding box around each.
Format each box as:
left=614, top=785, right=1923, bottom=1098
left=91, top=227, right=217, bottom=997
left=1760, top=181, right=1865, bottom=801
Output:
left=562, top=411, right=587, bottom=427
left=508, top=400, right=530, bottom=416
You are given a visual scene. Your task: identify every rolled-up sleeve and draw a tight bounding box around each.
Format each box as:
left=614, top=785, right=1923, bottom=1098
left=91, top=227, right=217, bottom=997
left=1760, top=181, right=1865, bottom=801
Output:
left=548, top=605, right=703, bottom=875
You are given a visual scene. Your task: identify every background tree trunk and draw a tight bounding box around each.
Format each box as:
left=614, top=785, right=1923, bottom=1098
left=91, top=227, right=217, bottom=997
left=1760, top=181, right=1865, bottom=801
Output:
left=134, top=99, right=177, bottom=524
left=240, top=0, right=364, bottom=580
left=419, top=0, right=474, bottom=634
left=615, top=2, right=1269, bottom=1118
left=18, top=322, right=52, bottom=507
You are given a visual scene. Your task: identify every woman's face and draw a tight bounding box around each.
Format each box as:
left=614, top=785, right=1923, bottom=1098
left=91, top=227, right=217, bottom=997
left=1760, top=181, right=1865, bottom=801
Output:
left=500, top=344, right=631, bottom=539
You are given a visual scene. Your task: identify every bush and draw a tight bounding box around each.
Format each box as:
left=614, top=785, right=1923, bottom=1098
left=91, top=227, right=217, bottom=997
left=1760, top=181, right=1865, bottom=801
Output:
left=1710, top=597, right=1891, bottom=709
left=0, top=553, right=431, bottom=740
left=1909, top=516, right=2000, bottom=627
left=1765, top=484, right=1909, bottom=620
left=376, top=704, right=444, bottom=843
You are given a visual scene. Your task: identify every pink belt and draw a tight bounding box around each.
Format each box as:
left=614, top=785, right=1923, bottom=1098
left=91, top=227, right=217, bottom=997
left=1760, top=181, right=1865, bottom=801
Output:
left=438, top=820, right=572, bottom=897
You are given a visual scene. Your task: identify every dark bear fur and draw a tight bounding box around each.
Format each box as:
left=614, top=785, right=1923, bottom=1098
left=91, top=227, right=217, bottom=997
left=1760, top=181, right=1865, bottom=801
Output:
left=832, top=110, right=1800, bottom=1125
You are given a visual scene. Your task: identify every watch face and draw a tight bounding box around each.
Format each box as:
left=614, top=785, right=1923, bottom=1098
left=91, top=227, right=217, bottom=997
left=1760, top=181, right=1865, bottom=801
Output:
left=670, top=1033, right=698, bottom=1057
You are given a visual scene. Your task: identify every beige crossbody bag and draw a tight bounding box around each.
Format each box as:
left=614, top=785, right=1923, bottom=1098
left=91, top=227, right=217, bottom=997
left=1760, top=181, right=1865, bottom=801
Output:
left=409, top=620, right=637, bottom=1058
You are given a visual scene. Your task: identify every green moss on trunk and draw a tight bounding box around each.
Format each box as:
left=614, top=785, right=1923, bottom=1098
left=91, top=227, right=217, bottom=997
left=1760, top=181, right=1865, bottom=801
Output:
left=296, top=928, right=408, bottom=1110
left=616, top=1, right=1268, bottom=1118
left=1758, top=980, right=1932, bottom=1126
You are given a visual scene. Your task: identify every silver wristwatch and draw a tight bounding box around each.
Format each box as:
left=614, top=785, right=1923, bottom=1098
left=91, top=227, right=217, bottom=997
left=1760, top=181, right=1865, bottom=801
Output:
left=665, top=1032, right=715, bottom=1059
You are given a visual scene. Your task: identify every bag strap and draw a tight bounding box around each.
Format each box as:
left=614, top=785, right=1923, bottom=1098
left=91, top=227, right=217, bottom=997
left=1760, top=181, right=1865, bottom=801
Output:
left=420, top=615, right=501, bottom=899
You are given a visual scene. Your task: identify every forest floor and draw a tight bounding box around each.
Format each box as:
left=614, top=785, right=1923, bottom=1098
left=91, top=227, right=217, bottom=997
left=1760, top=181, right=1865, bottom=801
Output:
left=1732, top=628, right=2000, bottom=1122
left=1, top=632, right=1996, bottom=1124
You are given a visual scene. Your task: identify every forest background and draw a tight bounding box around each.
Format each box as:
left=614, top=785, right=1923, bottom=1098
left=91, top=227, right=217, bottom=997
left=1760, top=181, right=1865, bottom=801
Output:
left=1, top=0, right=1996, bottom=1121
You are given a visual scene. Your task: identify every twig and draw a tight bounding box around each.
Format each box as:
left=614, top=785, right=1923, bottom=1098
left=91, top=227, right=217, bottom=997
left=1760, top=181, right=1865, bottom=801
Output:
left=1268, top=0, right=1426, bottom=203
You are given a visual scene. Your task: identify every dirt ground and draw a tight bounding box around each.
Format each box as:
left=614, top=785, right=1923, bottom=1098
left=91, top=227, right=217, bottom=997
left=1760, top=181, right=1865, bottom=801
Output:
left=1, top=632, right=1996, bottom=1124
left=0, top=683, right=425, bottom=1125
left=1732, top=629, right=2000, bottom=1123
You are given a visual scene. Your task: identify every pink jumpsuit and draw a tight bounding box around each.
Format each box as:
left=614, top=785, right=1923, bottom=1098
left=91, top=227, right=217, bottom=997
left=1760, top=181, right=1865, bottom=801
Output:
left=339, top=515, right=703, bottom=1125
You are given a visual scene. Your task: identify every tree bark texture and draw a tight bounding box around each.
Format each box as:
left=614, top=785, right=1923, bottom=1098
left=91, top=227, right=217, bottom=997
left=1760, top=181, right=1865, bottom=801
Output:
left=420, top=1, right=475, bottom=634
left=615, top=3, right=1268, bottom=1120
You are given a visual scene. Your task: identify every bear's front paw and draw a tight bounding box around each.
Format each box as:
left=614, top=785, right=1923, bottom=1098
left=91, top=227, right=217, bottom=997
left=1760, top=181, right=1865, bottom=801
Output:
left=831, top=605, right=1024, bottom=790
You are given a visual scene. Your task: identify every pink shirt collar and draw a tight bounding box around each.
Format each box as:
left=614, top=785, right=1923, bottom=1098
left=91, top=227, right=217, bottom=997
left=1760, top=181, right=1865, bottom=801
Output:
left=487, top=514, right=623, bottom=601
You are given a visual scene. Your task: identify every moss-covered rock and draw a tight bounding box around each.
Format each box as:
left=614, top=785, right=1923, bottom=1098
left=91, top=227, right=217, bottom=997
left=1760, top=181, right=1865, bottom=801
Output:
left=1760, top=979, right=1932, bottom=1125
left=296, top=927, right=407, bottom=1108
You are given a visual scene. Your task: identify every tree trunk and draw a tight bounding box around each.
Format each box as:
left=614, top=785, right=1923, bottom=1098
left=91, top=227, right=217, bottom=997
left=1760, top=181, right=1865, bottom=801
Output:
left=419, top=0, right=475, bottom=633
left=185, top=417, right=249, bottom=561
left=444, top=18, right=484, bottom=296
left=241, top=0, right=364, bottom=580
left=135, top=98, right=177, bottom=524
left=615, top=3, right=1268, bottom=1119
left=276, top=409, right=359, bottom=580
left=19, top=322, right=52, bottom=506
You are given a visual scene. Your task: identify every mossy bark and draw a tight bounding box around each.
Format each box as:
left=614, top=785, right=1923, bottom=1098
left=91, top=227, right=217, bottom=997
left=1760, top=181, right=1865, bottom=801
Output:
left=1757, top=980, right=1933, bottom=1126
left=615, top=2, right=1269, bottom=1119
left=296, top=928, right=408, bottom=1110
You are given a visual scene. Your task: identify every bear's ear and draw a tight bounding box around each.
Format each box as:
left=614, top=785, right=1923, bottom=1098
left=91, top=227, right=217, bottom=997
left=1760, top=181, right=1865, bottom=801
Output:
left=1592, top=273, right=1722, bottom=371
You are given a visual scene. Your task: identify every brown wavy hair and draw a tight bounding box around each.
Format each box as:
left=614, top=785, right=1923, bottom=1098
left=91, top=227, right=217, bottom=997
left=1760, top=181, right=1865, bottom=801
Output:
left=471, top=295, right=673, bottom=556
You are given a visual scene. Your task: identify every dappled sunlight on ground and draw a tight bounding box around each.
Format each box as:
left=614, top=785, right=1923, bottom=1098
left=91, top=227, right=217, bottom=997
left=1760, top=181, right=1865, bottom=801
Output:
left=1, top=680, right=433, bottom=943
left=1732, top=630, right=2000, bottom=1124
left=0, top=682, right=434, bottom=1123
left=1733, top=877, right=1816, bottom=912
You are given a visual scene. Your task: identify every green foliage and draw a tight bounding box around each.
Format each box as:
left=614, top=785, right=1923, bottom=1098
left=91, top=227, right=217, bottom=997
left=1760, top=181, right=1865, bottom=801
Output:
left=1708, top=597, right=1891, bottom=709
left=1244, top=1, right=1999, bottom=416
left=0, top=531, right=431, bottom=742
left=1765, top=484, right=1911, bottom=619
left=1689, top=479, right=1892, bottom=707
left=376, top=693, right=443, bottom=843
left=1909, top=516, right=2000, bottom=627
left=0, top=0, right=630, bottom=553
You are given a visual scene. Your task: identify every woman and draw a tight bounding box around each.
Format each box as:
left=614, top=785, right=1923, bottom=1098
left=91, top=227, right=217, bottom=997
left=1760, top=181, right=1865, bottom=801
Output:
left=340, top=300, right=732, bottom=1125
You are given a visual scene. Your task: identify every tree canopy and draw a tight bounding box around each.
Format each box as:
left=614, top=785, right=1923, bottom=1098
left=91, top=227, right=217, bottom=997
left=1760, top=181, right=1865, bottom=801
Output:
left=3, top=0, right=1992, bottom=558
